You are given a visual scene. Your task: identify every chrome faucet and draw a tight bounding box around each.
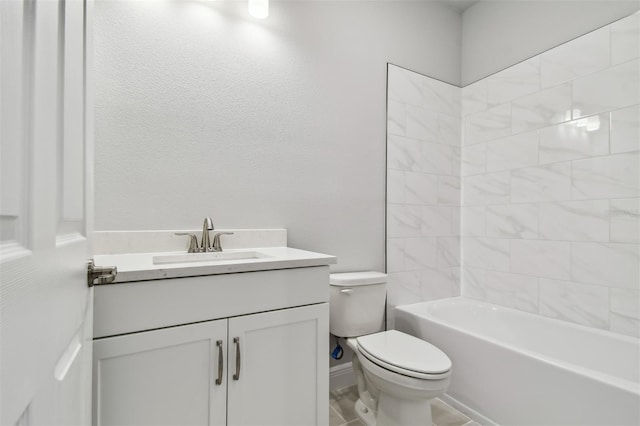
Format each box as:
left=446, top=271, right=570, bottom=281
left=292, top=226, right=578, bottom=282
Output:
left=175, top=217, right=234, bottom=253
left=201, top=217, right=214, bottom=252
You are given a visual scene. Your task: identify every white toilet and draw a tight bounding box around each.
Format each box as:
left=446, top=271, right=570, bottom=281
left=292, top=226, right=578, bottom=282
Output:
left=330, top=271, right=452, bottom=426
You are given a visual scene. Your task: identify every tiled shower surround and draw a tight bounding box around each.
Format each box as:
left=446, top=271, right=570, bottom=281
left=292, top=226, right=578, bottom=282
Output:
left=386, top=64, right=462, bottom=328
left=386, top=11, right=640, bottom=337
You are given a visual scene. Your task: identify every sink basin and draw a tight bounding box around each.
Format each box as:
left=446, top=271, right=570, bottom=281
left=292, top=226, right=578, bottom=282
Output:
left=153, top=251, right=269, bottom=265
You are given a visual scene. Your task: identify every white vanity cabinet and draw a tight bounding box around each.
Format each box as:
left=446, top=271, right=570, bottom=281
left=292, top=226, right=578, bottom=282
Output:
left=92, top=265, right=331, bottom=426
left=226, top=304, right=328, bottom=426
left=93, top=318, right=228, bottom=426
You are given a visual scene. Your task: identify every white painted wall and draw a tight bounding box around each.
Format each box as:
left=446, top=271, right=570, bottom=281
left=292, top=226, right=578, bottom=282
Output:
left=94, top=0, right=462, bottom=273
left=461, top=0, right=640, bottom=85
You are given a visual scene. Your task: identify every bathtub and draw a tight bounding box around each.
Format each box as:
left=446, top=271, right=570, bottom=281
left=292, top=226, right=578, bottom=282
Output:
left=394, top=297, right=640, bottom=426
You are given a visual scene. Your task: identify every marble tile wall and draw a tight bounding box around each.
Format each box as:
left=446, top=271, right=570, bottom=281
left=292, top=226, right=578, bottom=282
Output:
left=386, top=64, right=462, bottom=328
left=460, top=11, right=640, bottom=337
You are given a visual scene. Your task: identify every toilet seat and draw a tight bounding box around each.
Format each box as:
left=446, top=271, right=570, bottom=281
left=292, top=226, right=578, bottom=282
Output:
left=356, top=330, right=451, bottom=380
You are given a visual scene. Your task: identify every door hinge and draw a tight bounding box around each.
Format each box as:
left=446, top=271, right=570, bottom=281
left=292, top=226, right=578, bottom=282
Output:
left=87, top=260, right=117, bottom=287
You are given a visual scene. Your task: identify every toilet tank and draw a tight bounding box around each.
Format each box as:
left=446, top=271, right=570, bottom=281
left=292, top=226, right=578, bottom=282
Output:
left=329, top=271, right=387, bottom=338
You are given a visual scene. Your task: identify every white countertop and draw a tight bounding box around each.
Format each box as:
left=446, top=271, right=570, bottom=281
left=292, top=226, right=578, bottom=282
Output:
left=93, top=246, right=337, bottom=283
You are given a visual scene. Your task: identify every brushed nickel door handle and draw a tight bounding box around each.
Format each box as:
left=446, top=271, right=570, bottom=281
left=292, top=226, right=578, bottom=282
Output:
left=215, top=340, right=223, bottom=385
left=233, top=337, right=241, bottom=381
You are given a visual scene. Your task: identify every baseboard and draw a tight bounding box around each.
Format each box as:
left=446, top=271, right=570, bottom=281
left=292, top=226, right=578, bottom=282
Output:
left=330, top=362, right=355, bottom=391
left=440, top=393, right=497, bottom=426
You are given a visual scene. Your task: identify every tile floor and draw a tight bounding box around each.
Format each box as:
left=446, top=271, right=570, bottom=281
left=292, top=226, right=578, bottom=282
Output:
left=329, top=385, right=480, bottom=426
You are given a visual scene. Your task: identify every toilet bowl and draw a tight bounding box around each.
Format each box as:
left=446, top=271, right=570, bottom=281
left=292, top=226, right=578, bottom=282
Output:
left=347, top=331, right=451, bottom=426
left=329, top=272, right=452, bottom=426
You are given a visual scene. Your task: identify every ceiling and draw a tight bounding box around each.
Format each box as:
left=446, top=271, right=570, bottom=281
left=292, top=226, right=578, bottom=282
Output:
left=439, top=0, right=480, bottom=13
left=286, top=0, right=481, bottom=13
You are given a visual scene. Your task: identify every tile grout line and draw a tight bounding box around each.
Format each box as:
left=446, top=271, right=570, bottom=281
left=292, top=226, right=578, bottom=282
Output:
left=329, top=405, right=346, bottom=426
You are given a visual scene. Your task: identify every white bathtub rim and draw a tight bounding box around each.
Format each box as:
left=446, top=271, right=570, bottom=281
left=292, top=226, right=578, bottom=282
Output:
left=395, top=297, right=640, bottom=395
left=413, top=296, right=639, bottom=344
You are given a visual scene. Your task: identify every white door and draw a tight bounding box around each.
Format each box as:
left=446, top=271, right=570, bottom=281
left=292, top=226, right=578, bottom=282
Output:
left=0, top=0, right=94, bottom=424
left=227, top=304, right=329, bottom=426
left=92, top=319, right=228, bottom=426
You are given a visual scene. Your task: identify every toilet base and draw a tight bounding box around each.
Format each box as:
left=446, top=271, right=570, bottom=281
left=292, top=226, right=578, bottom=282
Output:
left=355, top=399, right=376, bottom=426
left=355, top=394, right=434, bottom=426
left=377, top=392, right=433, bottom=426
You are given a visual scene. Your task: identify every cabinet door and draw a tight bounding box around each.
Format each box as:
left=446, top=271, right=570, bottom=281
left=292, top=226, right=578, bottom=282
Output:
left=93, top=319, right=228, bottom=426
left=227, top=303, right=329, bottom=426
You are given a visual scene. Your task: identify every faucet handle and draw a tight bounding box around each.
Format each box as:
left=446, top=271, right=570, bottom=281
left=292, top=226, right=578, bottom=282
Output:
left=212, top=232, right=234, bottom=252
left=175, top=232, right=200, bottom=253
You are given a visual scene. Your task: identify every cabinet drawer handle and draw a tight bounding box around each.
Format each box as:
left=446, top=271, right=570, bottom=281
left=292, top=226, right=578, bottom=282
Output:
left=233, top=337, right=241, bottom=381
left=215, top=340, right=223, bottom=385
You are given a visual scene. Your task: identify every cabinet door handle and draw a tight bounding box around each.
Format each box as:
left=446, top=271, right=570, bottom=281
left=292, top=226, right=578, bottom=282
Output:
left=233, top=337, right=241, bottom=381
left=215, top=340, right=223, bottom=385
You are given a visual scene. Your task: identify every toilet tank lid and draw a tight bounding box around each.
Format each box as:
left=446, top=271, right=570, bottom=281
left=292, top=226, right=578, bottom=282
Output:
left=329, top=271, right=387, bottom=286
